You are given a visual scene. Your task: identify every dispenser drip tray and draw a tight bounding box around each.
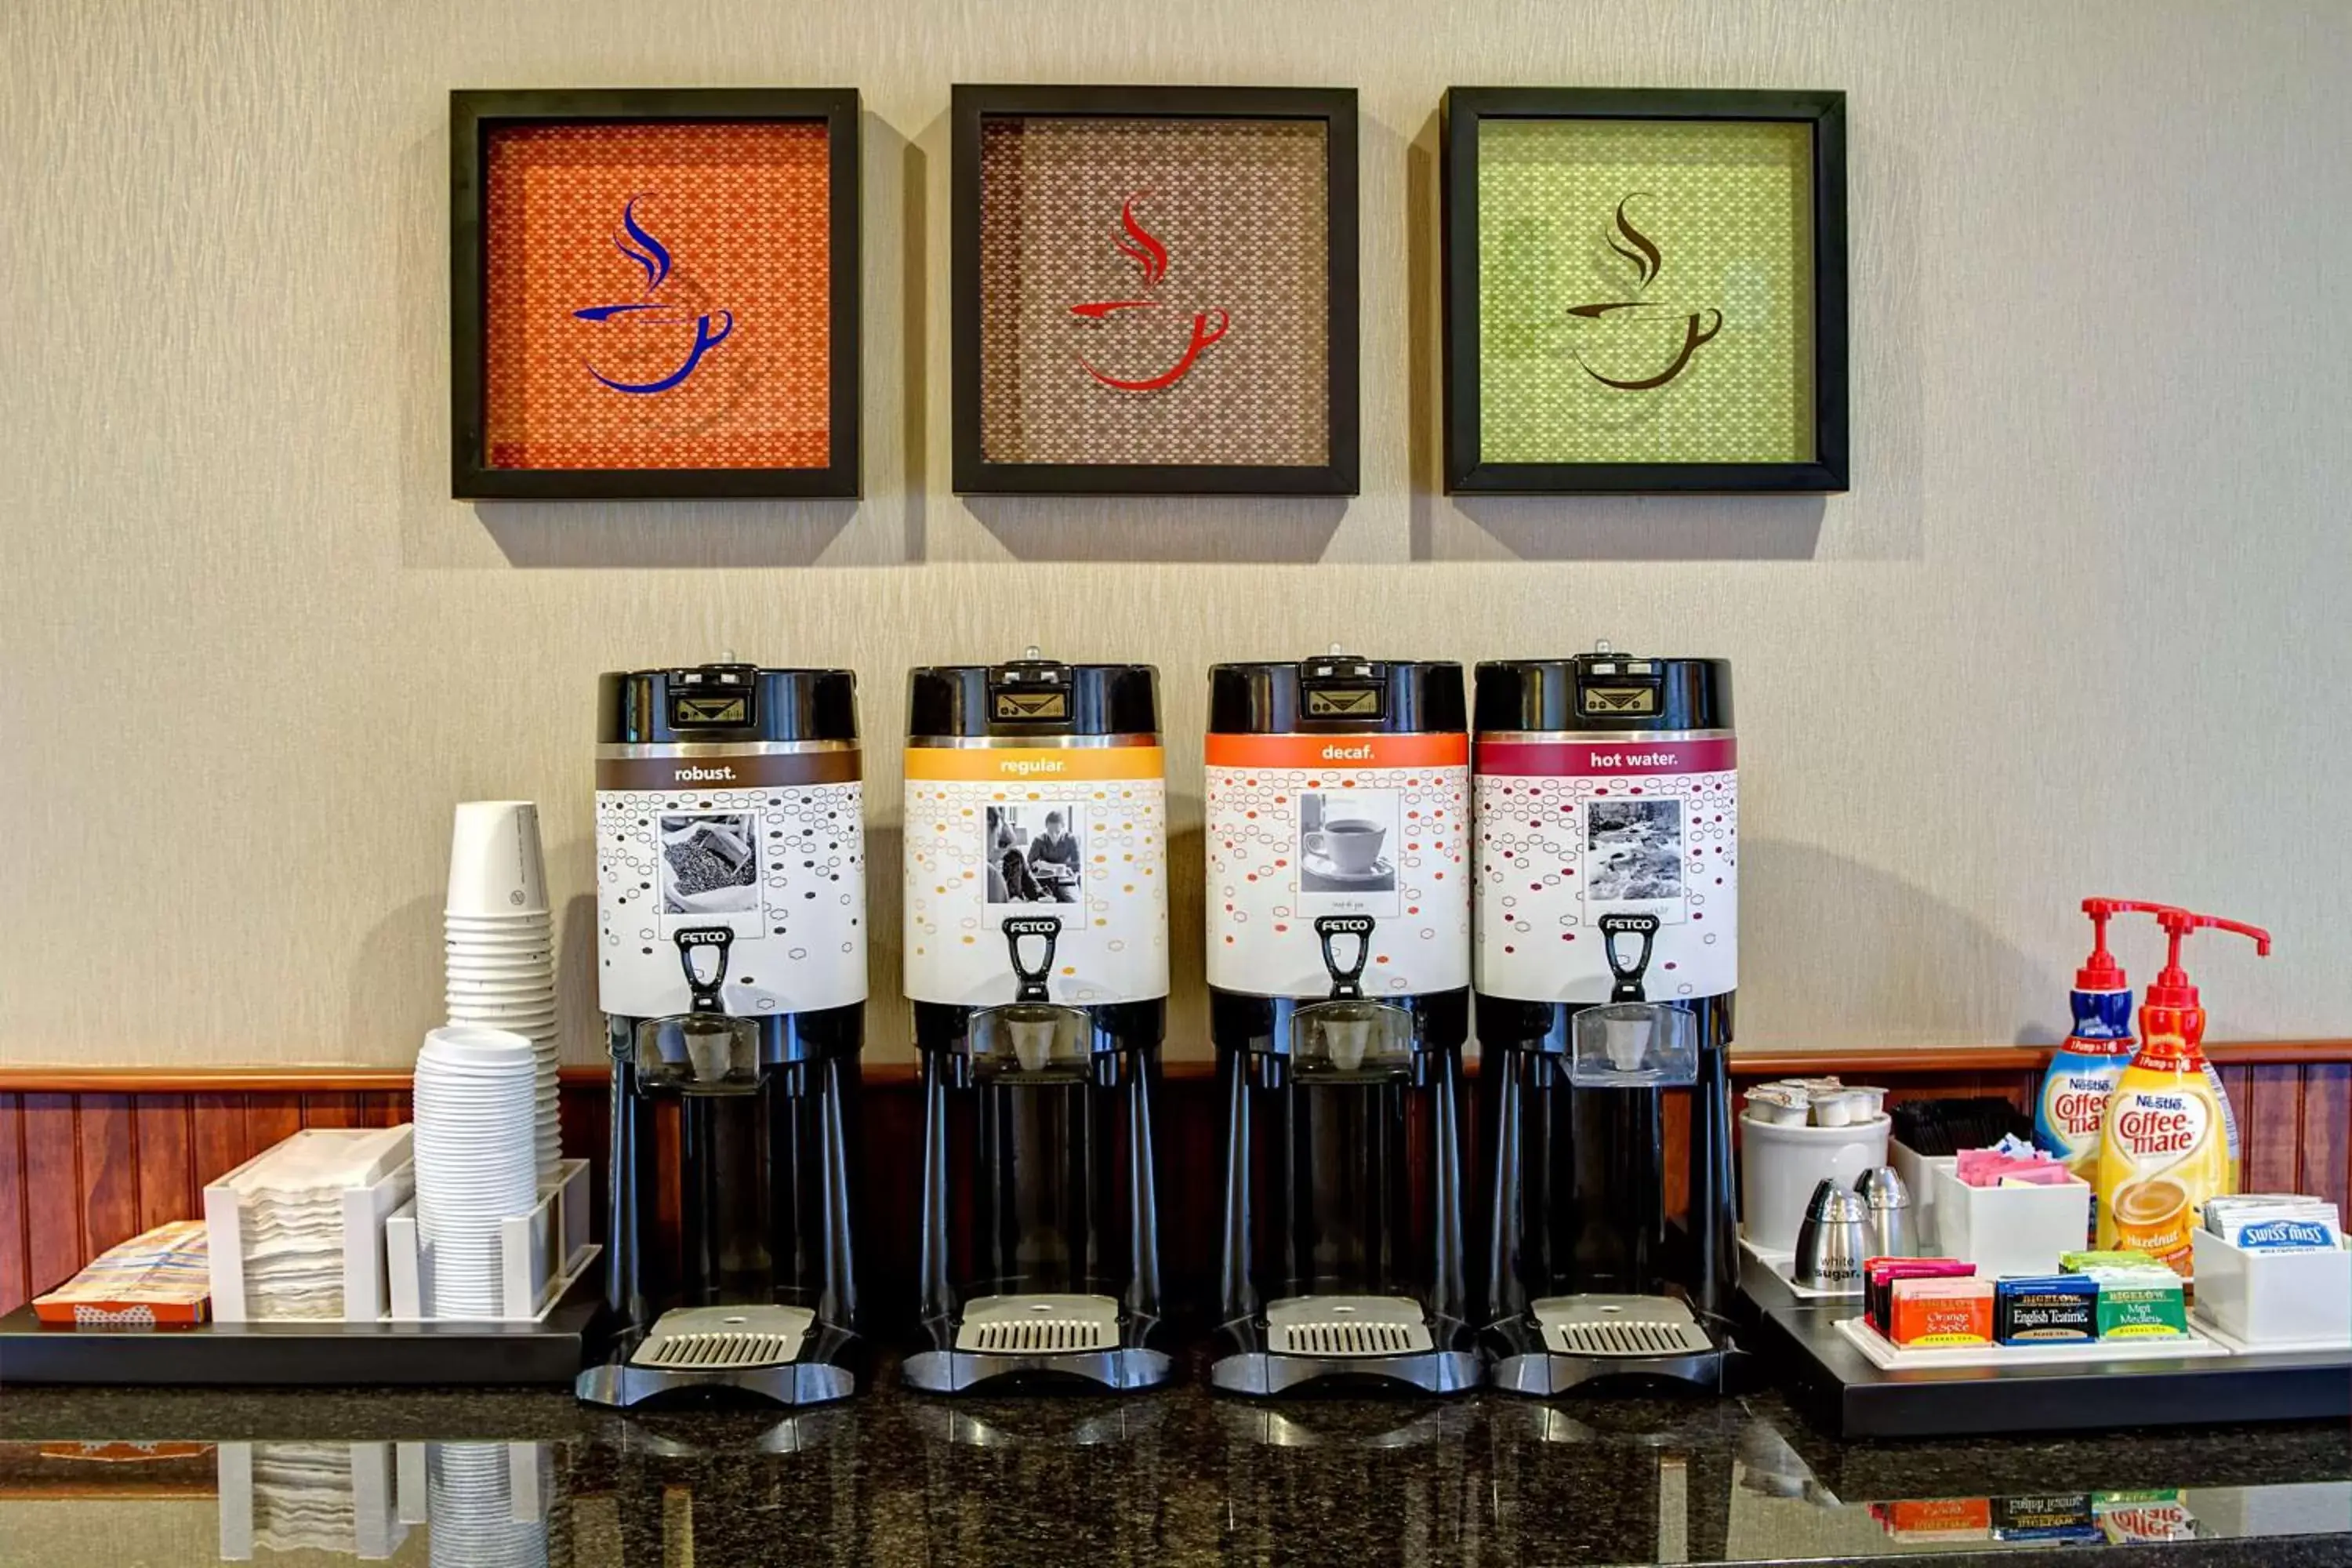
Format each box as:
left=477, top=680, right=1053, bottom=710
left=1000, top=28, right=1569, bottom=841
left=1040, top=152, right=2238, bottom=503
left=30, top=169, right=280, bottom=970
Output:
left=953, top=1294, right=1120, bottom=1355
left=1532, top=1294, right=1713, bottom=1359
left=630, top=1305, right=814, bottom=1371
left=1264, top=1296, right=1436, bottom=1358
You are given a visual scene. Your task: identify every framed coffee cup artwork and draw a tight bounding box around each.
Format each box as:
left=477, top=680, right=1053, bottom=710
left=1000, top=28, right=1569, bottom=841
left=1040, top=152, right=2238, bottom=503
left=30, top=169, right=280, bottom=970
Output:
left=1441, top=88, right=1848, bottom=494
left=951, top=85, right=1360, bottom=495
left=450, top=89, right=861, bottom=499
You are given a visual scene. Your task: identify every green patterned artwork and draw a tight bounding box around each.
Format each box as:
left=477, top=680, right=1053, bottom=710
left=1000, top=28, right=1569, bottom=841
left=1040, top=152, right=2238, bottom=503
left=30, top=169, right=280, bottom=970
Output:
left=1478, top=118, right=1816, bottom=466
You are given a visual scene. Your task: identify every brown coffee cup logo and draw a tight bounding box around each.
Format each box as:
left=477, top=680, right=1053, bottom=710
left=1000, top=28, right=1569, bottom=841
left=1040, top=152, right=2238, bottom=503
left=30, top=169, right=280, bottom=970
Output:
left=1567, top=194, right=1723, bottom=392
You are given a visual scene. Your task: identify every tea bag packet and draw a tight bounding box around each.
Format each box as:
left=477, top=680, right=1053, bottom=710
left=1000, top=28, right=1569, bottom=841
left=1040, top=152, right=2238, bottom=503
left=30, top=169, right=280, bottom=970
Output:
left=2089, top=1269, right=2187, bottom=1338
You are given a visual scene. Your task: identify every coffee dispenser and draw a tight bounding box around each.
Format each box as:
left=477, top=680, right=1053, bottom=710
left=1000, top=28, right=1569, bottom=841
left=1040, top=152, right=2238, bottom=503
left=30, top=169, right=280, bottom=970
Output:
left=902, top=656, right=1173, bottom=1392
left=1207, top=654, right=1479, bottom=1396
left=1474, top=649, right=1741, bottom=1394
left=577, top=663, right=868, bottom=1408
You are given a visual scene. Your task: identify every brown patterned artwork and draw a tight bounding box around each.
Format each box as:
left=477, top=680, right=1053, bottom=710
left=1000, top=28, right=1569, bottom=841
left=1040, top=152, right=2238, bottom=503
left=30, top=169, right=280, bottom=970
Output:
left=978, top=117, right=1330, bottom=467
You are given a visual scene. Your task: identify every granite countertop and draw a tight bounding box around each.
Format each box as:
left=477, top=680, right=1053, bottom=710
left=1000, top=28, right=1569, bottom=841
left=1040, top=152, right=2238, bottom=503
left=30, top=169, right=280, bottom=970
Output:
left=1, top=1370, right=2345, bottom=1566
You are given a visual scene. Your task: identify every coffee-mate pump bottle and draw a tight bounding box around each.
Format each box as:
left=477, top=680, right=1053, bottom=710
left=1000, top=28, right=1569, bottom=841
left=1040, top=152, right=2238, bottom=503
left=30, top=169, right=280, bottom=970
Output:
left=2094, top=907, right=2271, bottom=1273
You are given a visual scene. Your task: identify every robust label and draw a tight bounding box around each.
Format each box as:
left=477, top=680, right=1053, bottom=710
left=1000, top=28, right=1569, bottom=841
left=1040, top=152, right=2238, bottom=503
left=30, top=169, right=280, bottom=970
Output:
left=595, top=749, right=866, bottom=1018
left=902, top=746, right=1168, bottom=1007
left=1472, top=735, right=1737, bottom=1003
left=1205, top=732, right=1470, bottom=999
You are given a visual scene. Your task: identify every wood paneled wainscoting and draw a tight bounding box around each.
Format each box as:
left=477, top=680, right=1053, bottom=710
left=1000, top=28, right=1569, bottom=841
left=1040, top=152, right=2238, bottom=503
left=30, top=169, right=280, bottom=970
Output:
left=1, top=1045, right=2344, bottom=1325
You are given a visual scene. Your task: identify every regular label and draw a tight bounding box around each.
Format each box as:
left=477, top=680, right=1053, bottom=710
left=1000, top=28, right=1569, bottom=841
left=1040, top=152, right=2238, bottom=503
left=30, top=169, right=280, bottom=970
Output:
left=595, top=747, right=867, bottom=1018
left=903, top=746, right=1169, bottom=1007
left=1205, top=732, right=1471, bottom=1000
left=1473, top=735, right=1737, bottom=1004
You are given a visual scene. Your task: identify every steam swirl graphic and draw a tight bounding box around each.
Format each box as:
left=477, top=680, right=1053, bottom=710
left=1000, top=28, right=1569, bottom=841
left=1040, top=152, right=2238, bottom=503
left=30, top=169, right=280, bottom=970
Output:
left=572, top=194, right=734, bottom=396
left=1067, top=191, right=1229, bottom=392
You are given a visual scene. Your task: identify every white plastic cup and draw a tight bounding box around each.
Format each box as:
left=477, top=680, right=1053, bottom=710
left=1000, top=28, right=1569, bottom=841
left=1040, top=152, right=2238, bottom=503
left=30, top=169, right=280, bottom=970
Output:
left=413, top=1028, right=536, bottom=1319
left=446, top=801, right=549, bottom=916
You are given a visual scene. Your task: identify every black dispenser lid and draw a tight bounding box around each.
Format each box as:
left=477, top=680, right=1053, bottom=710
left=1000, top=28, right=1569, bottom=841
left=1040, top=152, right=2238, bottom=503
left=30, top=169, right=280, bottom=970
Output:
left=1475, top=651, right=1732, bottom=734
left=1208, top=654, right=1466, bottom=736
left=599, top=663, right=858, bottom=745
left=907, top=658, right=1160, bottom=739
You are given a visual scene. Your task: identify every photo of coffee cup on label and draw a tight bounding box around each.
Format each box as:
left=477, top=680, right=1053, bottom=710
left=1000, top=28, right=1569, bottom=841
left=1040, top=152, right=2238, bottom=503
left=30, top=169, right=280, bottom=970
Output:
left=1299, top=789, right=1399, bottom=896
left=2111, top=1175, right=2192, bottom=1261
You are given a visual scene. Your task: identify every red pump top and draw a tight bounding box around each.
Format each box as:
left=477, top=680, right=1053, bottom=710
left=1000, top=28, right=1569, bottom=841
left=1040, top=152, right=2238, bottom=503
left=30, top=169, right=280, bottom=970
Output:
left=2143, top=907, right=2272, bottom=1010
left=2077, top=898, right=2169, bottom=990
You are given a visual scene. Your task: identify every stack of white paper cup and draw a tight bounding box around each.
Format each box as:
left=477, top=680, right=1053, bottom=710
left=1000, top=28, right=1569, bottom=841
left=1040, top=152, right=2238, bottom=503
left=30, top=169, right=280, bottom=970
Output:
left=445, top=800, right=559, bottom=1181
left=412, top=1026, right=539, bottom=1319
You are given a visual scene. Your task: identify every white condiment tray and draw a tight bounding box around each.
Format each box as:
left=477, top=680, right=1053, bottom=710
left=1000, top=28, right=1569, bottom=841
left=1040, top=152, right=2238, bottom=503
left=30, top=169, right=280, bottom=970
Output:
left=1738, top=1236, right=1862, bottom=1299
left=2190, top=1230, right=2351, bottom=1347
left=1832, top=1313, right=2229, bottom=1370
left=2188, top=1308, right=2352, bottom=1356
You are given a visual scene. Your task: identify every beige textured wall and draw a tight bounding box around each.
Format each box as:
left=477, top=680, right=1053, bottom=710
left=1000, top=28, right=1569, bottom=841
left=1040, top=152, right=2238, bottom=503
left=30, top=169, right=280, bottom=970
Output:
left=2, top=0, right=2347, bottom=1069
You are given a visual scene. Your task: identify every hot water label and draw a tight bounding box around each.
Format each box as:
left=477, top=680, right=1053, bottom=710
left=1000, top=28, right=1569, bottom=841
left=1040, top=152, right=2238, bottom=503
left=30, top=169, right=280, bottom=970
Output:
left=595, top=746, right=867, bottom=1018
left=1205, top=733, right=1471, bottom=999
left=1473, top=735, right=1737, bottom=1004
left=903, top=746, right=1169, bottom=1007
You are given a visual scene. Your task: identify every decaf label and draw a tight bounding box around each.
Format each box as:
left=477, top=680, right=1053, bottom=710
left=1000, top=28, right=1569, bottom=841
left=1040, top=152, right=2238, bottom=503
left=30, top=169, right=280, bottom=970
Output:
left=1474, top=736, right=1737, bottom=1004
left=596, top=764, right=866, bottom=1019
left=1204, top=732, right=1471, bottom=1000
left=902, top=746, right=1169, bottom=1007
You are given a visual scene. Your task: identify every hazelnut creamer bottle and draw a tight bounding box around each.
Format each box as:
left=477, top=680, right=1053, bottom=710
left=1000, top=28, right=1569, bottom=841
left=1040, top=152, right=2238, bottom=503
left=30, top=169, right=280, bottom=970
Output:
left=2093, top=908, right=2271, bottom=1274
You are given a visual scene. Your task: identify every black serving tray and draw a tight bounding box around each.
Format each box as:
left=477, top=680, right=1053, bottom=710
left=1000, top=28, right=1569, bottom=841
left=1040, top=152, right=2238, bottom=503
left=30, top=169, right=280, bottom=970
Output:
left=0, top=1286, right=599, bottom=1388
left=1755, top=1298, right=2352, bottom=1439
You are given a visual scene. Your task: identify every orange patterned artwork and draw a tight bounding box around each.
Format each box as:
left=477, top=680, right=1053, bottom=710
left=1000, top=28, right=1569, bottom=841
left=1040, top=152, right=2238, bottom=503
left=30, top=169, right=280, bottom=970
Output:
left=483, top=122, right=831, bottom=470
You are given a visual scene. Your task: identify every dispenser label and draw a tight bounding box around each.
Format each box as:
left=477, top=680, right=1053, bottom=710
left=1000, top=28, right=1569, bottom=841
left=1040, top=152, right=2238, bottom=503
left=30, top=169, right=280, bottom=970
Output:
left=595, top=753, right=866, bottom=1018
left=1204, top=733, right=1471, bottom=998
left=902, top=746, right=1169, bottom=1006
left=1472, top=737, right=1737, bottom=1003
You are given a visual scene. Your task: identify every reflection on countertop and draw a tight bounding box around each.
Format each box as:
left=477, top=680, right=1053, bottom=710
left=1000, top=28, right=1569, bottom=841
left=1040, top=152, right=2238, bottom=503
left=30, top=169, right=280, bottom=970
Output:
left=0, top=1374, right=2345, bottom=1566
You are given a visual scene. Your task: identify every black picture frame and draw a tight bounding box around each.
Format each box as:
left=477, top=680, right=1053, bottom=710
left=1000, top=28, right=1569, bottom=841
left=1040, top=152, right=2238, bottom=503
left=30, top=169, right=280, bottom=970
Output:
left=1441, top=87, right=1848, bottom=495
left=450, top=88, right=862, bottom=501
left=950, top=84, right=1360, bottom=496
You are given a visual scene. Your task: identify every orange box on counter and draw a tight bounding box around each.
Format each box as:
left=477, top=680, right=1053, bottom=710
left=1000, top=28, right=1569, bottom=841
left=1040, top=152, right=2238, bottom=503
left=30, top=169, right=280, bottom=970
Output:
left=1886, top=1276, right=1995, bottom=1346
left=31, top=1220, right=210, bottom=1327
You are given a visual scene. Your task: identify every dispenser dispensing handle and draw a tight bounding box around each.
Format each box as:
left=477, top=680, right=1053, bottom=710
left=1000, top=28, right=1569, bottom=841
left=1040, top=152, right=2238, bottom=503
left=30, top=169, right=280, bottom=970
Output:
left=672, top=927, right=735, bottom=1012
left=1598, top=913, right=1660, bottom=1003
left=2077, top=898, right=2170, bottom=989
left=1000, top=916, right=1063, bottom=1004
left=2161, top=909, right=2274, bottom=956
left=2142, top=906, right=2272, bottom=1009
left=1313, top=916, right=1375, bottom=1000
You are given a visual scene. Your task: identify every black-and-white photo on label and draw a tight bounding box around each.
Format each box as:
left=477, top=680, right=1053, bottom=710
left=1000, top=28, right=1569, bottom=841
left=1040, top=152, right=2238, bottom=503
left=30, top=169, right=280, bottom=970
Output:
left=984, top=801, right=1087, bottom=908
left=1297, top=788, right=1402, bottom=915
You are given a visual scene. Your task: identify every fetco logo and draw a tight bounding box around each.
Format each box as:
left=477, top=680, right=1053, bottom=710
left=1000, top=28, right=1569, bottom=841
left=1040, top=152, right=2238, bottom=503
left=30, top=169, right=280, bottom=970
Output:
left=672, top=765, right=738, bottom=782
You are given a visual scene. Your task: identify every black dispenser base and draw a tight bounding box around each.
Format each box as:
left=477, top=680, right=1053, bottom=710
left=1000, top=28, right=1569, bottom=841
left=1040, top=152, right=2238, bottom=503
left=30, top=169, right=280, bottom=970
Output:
left=1483, top=1302, right=1753, bottom=1397
left=573, top=1319, right=864, bottom=1410
left=1208, top=1314, right=1482, bottom=1397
